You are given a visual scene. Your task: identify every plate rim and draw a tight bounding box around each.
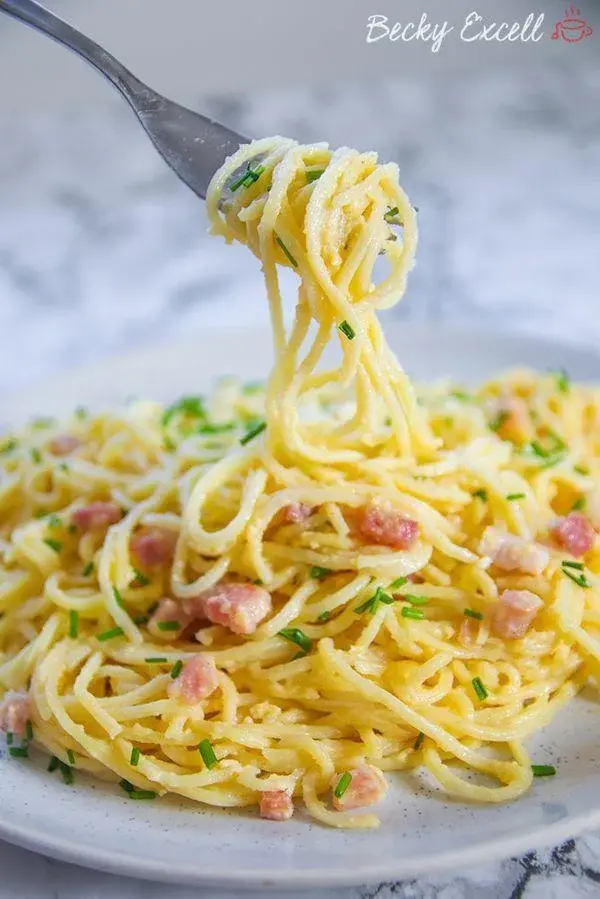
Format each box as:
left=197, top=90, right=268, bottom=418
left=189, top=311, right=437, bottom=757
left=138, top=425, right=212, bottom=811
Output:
left=1, top=322, right=600, bottom=888
left=1, top=799, right=600, bottom=889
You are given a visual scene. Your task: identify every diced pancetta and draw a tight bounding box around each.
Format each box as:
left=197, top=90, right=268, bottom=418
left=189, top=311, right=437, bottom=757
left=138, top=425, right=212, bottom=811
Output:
left=0, top=691, right=31, bottom=737
left=282, top=503, right=313, bottom=524
left=551, top=512, right=595, bottom=558
left=479, top=526, right=549, bottom=575
left=491, top=589, right=543, bottom=640
left=131, top=527, right=177, bottom=568
left=49, top=434, right=81, bottom=456
left=259, top=790, right=294, bottom=821
left=332, top=764, right=388, bottom=811
left=359, top=503, right=419, bottom=550
left=148, top=598, right=193, bottom=638
left=489, top=395, right=534, bottom=443
left=168, top=655, right=218, bottom=704
left=189, top=583, right=272, bottom=636
left=72, top=501, right=122, bottom=533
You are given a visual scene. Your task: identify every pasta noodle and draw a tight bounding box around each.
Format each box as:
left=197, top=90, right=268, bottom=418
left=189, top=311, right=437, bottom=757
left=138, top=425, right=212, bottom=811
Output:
left=1, top=136, right=599, bottom=828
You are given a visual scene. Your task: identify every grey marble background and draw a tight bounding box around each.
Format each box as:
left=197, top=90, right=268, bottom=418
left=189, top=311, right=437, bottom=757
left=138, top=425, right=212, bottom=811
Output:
left=1, top=5, right=600, bottom=897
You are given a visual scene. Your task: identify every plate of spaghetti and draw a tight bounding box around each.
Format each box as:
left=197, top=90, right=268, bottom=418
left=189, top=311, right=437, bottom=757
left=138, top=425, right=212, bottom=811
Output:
left=0, top=137, right=599, bottom=888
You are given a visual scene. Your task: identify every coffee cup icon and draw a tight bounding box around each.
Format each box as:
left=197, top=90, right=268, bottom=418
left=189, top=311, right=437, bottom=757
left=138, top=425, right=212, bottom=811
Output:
left=552, top=11, right=593, bottom=42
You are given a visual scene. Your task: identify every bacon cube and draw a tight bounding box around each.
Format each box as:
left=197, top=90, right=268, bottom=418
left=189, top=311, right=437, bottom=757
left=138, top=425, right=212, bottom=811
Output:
left=359, top=503, right=419, bottom=550
left=491, top=589, right=543, bottom=640
left=259, top=790, right=294, bottom=821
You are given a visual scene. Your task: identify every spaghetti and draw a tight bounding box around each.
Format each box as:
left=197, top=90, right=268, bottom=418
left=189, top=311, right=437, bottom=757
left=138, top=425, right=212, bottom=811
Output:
left=1, top=137, right=599, bottom=828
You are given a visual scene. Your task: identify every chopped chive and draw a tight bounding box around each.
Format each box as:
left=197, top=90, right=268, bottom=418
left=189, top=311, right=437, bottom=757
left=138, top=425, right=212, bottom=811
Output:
left=472, top=677, right=488, bottom=701
left=196, top=422, right=235, bottom=435
left=522, top=432, right=568, bottom=469
left=130, top=747, right=141, bottom=767
left=464, top=608, right=483, bottom=621
left=472, top=488, right=488, bottom=502
left=489, top=411, right=509, bottom=433
left=30, top=447, right=42, bottom=464
left=306, top=168, right=324, bottom=183
left=134, top=615, right=149, bottom=626
left=413, top=731, right=425, bottom=751
left=334, top=772, right=352, bottom=799
left=170, top=660, right=183, bottom=679
left=310, top=566, right=331, bottom=580
left=383, top=206, right=399, bottom=223
left=230, top=163, right=264, bottom=192
left=531, top=764, right=556, bottom=777
left=561, top=561, right=592, bottom=588
left=129, top=789, right=157, bottom=800
left=506, top=493, right=526, bottom=501
left=389, top=576, right=408, bottom=590
left=97, top=626, right=125, bottom=642
left=403, top=594, right=429, bottom=606
left=0, top=438, right=18, bottom=455
left=198, top=738, right=218, bottom=770
left=572, top=497, right=586, bottom=511
left=6, top=732, right=13, bottom=746
left=82, top=561, right=95, bottom=577
left=240, top=421, right=266, bottom=445
left=338, top=320, right=356, bottom=341
left=66, top=749, right=76, bottom=765
left=450, top=390, right=473, bottom=402
left=550, top=368, right=570, bottom=393
left=25, top=720, right=34, bottom=741
left=75, top=406, right=88, bottom=420
left=131, top=568, right=151, bottom=587
left=252, top=578, right=263, bottom=586
left=43, top=538, right=62, bottom=554
left=9, top=746, right=29, bottom=758
left=59, top=762, right=74, bottom=785
left=574, top=465, right=589, bottom=476
left=119, top=779, right=134, bottom=794
left=47, top=514, right=62, bottom=529
left=145, top=657, right=168, bottom=663
left=113, top=587, right=126, bottom=609
left=275, top=235, right=298, bottom=268
left=162, top=395, right=206, bottom=427
left=229, top=171, right=248, bottom=192
left=278, top=628, right=312, bottom=655
left=58, top=462, right=70, bottom=473
left=562, top=569, right=592, bottom=588
left=317, top=610, right=331, bottom=622
left=355, top=586, right=394, bottom=615
left=530, top=440, right=548, bottom=457
left=48, top=756, right=60, bottom=772
left=401, top=606, right=425, bottom=620
left=156, top=620, right=181, bottom=632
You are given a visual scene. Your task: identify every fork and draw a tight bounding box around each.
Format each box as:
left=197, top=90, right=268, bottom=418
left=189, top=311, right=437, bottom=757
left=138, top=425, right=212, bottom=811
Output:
left=0, top=0, right=249, bottom=199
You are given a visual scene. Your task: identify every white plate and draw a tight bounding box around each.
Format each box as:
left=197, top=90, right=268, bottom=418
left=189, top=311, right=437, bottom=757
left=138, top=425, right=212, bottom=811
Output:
left=1, top=324, right=600, bottom=890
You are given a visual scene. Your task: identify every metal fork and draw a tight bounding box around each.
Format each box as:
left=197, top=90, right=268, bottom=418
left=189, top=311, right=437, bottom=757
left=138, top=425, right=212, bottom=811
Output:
left=0, top=0, right=249, bottom=200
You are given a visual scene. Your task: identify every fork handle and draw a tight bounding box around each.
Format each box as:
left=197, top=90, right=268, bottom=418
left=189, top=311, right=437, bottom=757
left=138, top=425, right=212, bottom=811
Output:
left=0, top=0, right=146, bottom=103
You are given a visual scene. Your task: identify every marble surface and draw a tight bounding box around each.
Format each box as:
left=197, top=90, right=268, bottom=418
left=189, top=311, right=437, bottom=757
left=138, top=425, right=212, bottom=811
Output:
left=1, top=55, right=600, bottom=898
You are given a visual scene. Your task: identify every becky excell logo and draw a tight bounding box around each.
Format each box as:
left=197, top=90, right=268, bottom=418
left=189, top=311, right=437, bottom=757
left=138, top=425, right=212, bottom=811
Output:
left=552, top=6, right=593, bottom=42
left=366, top=9, right=593, bottom=53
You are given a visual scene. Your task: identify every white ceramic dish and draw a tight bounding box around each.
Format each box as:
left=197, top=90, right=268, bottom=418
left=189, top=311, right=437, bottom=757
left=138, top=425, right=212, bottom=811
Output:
left=1, top=323, right=599, bottom=890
